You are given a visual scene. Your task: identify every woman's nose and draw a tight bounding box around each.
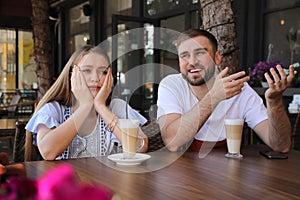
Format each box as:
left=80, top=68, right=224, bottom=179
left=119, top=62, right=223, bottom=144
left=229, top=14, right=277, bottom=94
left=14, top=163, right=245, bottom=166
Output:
left=91, top=71, right=100, bottom=82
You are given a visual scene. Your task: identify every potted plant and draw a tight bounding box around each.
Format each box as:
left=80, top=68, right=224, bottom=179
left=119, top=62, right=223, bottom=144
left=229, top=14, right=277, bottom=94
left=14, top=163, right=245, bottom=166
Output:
left=248, top=60, right=283, bottom=87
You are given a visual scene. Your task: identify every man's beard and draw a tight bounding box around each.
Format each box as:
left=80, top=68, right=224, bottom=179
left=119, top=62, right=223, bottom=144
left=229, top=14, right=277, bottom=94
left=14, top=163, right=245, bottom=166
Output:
left=182, top=65, right=216, bottom=86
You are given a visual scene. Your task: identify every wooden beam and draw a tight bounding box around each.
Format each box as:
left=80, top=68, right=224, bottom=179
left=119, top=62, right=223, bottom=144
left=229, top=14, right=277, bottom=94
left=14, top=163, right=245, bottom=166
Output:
left=0, top=101, right=38, bottom=109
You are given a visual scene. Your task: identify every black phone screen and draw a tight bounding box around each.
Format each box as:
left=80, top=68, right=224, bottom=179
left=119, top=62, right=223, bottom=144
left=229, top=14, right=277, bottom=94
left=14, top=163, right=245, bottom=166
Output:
left=259, top=150, right=288, bottom=159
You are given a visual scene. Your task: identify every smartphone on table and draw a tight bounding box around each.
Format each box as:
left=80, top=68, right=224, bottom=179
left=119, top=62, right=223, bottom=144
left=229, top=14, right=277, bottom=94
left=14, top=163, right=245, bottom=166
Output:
left=259, top=149, right=288, bottom=159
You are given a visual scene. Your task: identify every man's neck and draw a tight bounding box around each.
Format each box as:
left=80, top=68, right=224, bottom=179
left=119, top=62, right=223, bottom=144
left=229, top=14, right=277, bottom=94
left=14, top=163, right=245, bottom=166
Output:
left=189, top=78, right=215, bottom=101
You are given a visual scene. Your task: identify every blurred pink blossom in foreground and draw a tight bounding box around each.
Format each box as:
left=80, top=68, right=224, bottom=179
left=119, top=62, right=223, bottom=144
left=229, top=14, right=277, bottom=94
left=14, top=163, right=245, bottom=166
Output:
left=0, top=163, right=112, bottom=200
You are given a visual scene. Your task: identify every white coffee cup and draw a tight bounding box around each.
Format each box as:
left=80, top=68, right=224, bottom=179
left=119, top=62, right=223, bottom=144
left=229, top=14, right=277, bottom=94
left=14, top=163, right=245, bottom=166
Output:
left=224, top=118, right=244, bottom=158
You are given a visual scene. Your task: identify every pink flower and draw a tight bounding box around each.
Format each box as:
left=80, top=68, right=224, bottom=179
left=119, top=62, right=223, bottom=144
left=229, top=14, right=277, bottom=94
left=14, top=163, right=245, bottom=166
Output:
left=36, top=163, right=112, bottom=200
left=1, top=163, right=112, bottom=200
left=73, top=184, right=112, bottom=200
left=0, top=176, right=37, bottom=200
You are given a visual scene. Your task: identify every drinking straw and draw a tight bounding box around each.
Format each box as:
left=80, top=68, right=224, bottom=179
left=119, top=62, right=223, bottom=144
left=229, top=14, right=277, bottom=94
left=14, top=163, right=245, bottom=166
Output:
left=125, top=96, right=128, bottom=119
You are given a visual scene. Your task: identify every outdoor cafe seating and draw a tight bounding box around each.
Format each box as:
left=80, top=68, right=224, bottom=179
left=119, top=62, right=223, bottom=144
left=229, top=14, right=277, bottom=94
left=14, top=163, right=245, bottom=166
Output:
left=1, top=105, right=300, bottom=199
left=0, top=90, right=37, bottom=162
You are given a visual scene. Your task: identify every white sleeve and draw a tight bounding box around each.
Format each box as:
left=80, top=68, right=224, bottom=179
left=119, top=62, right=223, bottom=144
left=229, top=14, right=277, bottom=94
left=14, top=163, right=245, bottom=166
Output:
left=25, top=101, right=64, bottom=134
left=242, top=84, right=268, bottom=128
left=157, top=77, right=183, bottom=119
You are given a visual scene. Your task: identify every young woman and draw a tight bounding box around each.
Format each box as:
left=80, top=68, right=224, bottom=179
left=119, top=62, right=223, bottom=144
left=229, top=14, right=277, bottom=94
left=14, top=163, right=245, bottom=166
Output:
left=26, top=45, right=148, bottom=160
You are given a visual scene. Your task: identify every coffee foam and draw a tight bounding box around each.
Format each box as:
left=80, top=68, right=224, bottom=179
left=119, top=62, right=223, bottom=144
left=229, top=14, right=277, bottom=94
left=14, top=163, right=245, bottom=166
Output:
left=224, top=119, right=244, bottom=125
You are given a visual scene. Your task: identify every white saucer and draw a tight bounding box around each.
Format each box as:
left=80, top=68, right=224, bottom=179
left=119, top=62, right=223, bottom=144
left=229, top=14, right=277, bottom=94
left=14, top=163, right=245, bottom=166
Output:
left=108, top=153, right=151, bottom=166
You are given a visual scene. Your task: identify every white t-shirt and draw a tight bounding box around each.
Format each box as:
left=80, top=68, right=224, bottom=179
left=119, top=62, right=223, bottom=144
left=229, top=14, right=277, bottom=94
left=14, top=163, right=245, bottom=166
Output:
left=157, top=74, right=268, bottom=141
left=26, top=98, right=147, bottom=159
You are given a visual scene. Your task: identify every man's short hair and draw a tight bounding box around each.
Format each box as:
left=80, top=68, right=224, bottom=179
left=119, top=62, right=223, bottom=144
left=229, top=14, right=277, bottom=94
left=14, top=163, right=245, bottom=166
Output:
left=174, top=29, right=218, bottom=52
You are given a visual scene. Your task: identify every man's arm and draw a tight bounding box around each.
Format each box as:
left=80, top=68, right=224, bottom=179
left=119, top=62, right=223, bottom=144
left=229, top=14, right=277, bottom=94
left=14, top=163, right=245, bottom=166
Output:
left=158, top=93, right=218, bottom=152
left=254, top=65, right=296, bottom=152
left=158, top=68, right=250, bottom=151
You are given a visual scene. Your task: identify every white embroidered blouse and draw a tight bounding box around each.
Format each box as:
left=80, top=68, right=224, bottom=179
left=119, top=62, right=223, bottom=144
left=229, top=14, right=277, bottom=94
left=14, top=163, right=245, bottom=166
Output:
left=25, top=98, right=147, bottom=159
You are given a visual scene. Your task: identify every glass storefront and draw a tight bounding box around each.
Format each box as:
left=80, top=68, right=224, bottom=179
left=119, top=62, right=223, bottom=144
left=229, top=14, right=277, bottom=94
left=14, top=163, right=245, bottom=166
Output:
left=100, top=0, right=200, bottom=119
left=67, top=2, right=91, bottom=57
left=0, top=29, right=16, bottom=91
left=0, top=29, right=36, bottom=92
left=145, top=0, right=181, bottom=17
left=264, top=6, right=300, bottom=66
left=105, top=0, right=132, bottom=47
left=18, top=31, right=37, bottom=90
left=0, top=28, right=37, bottom=106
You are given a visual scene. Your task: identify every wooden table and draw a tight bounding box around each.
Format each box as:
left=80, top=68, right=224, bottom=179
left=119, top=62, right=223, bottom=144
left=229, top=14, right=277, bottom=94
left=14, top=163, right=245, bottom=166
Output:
left=24, top=146, right=300, bottom=199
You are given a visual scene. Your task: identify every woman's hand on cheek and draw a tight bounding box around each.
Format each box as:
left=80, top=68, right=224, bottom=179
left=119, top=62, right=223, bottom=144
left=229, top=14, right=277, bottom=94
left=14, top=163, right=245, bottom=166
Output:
left=94, top=68, right=113, bottom=106
left=71, top=65, right=94, bottom=107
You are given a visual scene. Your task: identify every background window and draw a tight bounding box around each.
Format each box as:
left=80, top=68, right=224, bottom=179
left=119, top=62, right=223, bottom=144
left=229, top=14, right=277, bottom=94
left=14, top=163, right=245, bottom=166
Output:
left=264, top=2, right=300, bottom=66
left=0, top=28, right=37, bottom=106
left=264, top=8, right=300, bottom=67
left=0, top=29, right=16, bottom=91
left=68, top=2, right=90, bottom=56
left=18, top=31, right=37, bottom=90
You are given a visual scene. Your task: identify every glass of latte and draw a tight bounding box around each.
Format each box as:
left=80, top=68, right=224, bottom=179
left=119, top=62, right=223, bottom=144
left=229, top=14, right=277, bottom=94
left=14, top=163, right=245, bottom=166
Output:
left=224, top=118, right=244, bottom=158
left=118, top=119, right=144, bottom=159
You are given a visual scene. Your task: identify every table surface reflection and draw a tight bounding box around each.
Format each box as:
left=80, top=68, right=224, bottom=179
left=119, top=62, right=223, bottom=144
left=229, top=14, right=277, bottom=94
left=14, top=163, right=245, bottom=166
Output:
left=24, top=145, right=300, bottom=199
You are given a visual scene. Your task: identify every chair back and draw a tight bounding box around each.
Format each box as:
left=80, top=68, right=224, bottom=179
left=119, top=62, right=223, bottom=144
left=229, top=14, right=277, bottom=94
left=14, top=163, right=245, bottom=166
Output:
left=292, top=112, right=300, bottom=150
left=7, top=94, right=21, bottom=112
left=13, top=121, right=27, bottom=162
left=24, top=131, right=41, bottom=161
left=23, top=100, right=40, bottom=161
left=13, top=120, right=41, bottom=162
left=141, top=119, right=165, bottom=152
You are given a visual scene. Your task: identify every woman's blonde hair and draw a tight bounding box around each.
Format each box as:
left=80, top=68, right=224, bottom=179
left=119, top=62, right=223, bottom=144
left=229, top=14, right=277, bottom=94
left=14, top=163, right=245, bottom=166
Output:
left=35, top=44, right=110, bottom=112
